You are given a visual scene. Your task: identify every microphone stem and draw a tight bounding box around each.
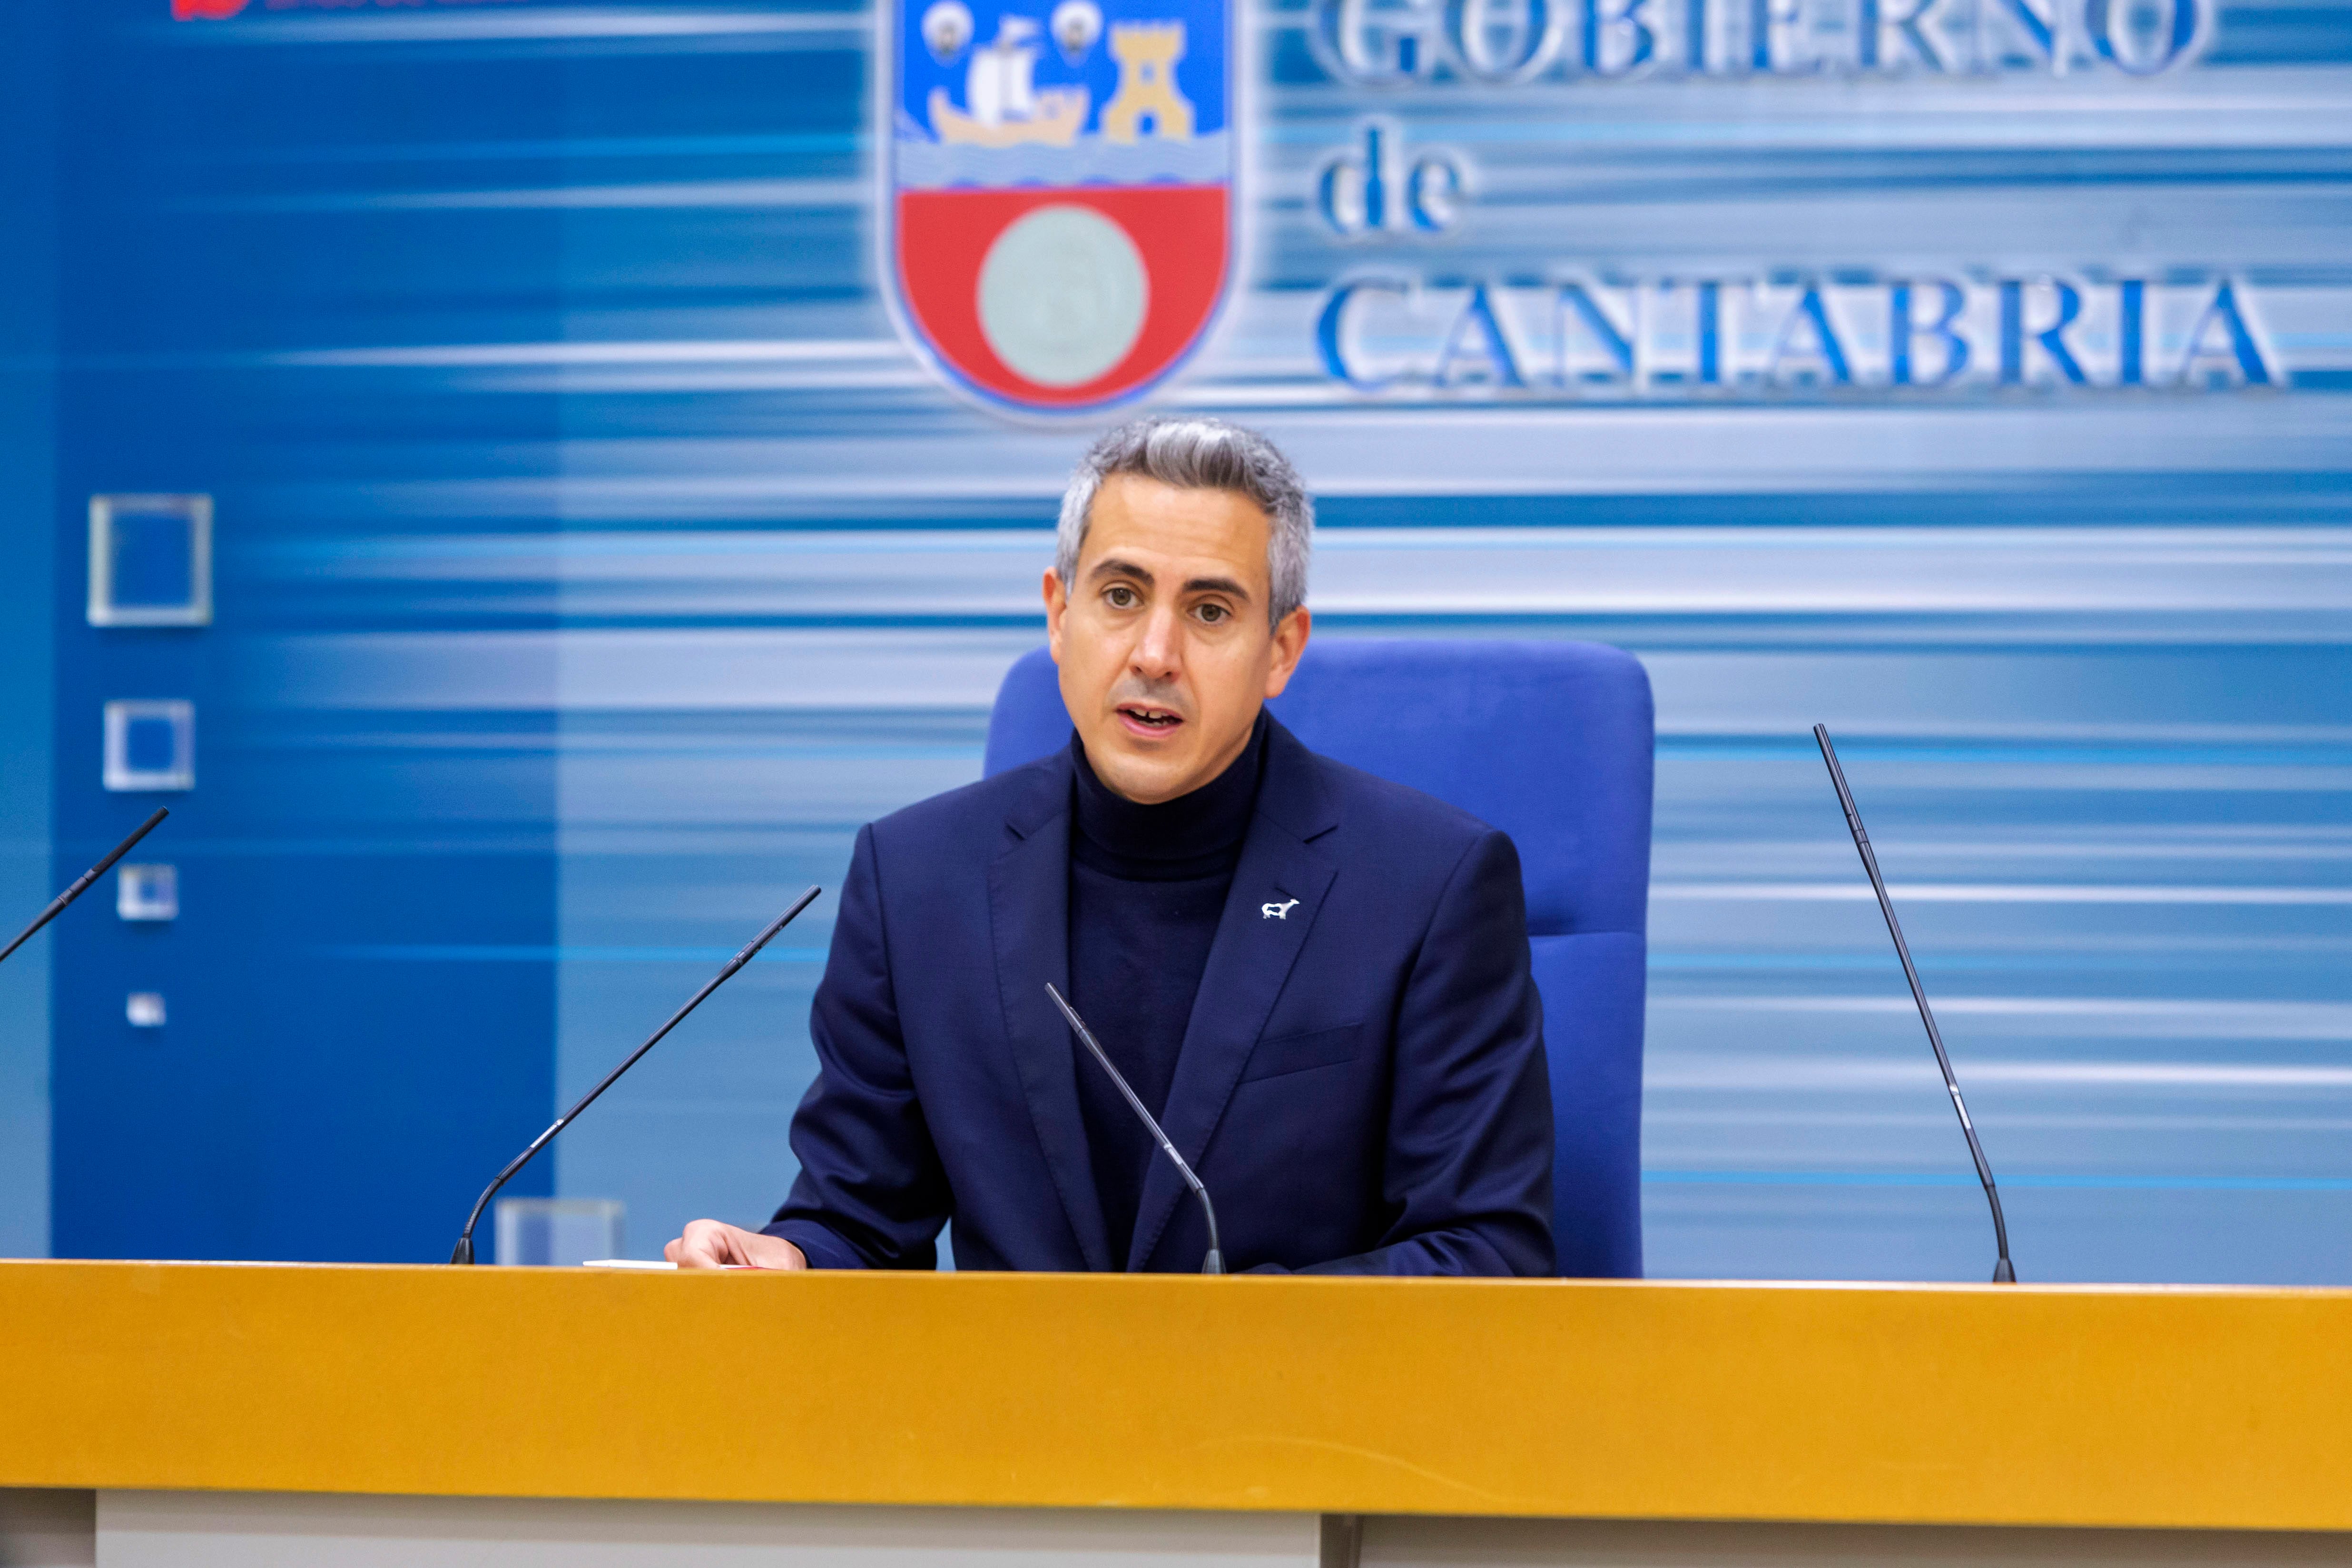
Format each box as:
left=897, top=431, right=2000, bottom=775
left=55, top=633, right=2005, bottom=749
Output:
left=1046, top=982, right=1225, bottom=1274
left=1816, top=726, right=2016, bottom=1284
left=450, top=885, right=823, bottom=1265
left=1852, top=823, right=2016, bottom=1274
left=0, top=809, right=169, bottom=968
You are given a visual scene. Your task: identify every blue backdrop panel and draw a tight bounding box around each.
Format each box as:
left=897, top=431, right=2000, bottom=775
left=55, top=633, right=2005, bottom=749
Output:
left=19, top=0, right=2352, bottom=1280
left=0, top=0, right=61, bottom=1262
left=43, top=0, right=566, bottom=1262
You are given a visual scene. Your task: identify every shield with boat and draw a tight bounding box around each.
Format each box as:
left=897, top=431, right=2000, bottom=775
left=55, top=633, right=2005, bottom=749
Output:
left=881, top=0, right=1236, bottom=411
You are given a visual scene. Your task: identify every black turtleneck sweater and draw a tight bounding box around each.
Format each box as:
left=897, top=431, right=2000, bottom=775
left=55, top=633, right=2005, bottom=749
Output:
left=1067, top=714, right=1267, bottom=1269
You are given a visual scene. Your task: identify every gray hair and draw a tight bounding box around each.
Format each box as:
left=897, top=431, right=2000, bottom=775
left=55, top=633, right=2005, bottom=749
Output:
left=1056, top=417, right=1314, bottom=629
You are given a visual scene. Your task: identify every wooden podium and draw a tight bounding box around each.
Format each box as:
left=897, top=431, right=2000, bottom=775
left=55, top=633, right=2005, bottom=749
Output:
left=5, top=1261, right=2352, bottom=1566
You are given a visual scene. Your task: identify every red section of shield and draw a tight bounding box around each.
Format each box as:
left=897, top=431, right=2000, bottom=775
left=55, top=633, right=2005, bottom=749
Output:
left=896, top=185, right=1229, bottom=411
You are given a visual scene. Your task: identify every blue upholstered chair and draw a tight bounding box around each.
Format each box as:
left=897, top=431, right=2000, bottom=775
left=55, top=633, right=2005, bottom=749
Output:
left=982, top=639, right=1654, bottom=1278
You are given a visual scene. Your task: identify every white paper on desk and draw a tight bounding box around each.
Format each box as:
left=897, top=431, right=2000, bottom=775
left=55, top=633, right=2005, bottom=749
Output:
left=582, top=1259, right=759, bottom=1270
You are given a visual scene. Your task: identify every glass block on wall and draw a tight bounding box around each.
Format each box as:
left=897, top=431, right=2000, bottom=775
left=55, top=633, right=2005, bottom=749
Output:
left=103, top=700, right=195, bottom=792
left=496, top=1198, right=625, bottom=1267
left=89, top=495, right=212, bottom=628
left=117, top=864, right=178, bottom=921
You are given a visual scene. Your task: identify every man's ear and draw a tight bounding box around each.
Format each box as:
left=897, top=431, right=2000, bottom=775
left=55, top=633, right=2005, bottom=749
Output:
left=1042, top=567, right=1067, bottom=663
left=1262, top=606, right=1311, bottom=699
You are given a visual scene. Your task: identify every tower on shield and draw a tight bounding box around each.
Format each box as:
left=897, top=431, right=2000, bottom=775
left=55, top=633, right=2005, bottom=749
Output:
left=885, top=0, right=1235, bottom=412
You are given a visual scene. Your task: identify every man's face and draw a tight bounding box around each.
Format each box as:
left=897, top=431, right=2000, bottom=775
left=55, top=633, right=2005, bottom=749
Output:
left=1043, top=473, right=1310, bottom=805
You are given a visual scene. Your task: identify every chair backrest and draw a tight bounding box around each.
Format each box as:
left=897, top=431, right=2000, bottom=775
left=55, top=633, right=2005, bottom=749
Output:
left=983, top=639, right=1653, bottom=1277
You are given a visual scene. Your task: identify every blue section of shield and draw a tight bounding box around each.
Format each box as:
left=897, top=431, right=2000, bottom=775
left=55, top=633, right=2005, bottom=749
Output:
left=897, top=0, right=1229, bottom=142
left=894, top=130, right=1231, bottom=189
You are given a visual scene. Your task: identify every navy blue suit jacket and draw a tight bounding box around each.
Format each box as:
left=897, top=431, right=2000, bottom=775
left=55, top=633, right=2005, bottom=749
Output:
left=765, top=717, right=1556, bottom=1275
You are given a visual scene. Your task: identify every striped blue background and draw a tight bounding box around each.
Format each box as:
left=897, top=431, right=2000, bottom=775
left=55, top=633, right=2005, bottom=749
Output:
left=12, top=0, right=2352, bottom=1280
left=0, top=3, right=61, bottom=1263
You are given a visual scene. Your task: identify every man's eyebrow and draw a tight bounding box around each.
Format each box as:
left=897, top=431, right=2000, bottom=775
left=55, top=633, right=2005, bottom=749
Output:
left=1086, top=557, right=1154, bottom=585
left=1183, top=575, right=1252, bottom=601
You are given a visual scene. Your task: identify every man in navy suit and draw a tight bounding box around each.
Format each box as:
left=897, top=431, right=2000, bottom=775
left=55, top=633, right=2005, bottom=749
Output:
left=667, top=418, right=1554, bottom=1275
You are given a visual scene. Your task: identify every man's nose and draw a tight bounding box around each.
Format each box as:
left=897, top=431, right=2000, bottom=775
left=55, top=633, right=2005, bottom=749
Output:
left=1130, top=603, right=1183, bottom=680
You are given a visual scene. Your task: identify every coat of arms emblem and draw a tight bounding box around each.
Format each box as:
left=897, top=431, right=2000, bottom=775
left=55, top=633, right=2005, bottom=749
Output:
left=883, top=0, right=1234, bottom=412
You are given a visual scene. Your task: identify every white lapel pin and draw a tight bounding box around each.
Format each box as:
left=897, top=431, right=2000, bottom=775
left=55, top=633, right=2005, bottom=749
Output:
left=1260, top=897, right=1300, bottom=920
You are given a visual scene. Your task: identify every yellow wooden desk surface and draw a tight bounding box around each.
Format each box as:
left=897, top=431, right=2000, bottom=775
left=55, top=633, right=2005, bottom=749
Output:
left=3, top=1262, right=2349, bottom=1531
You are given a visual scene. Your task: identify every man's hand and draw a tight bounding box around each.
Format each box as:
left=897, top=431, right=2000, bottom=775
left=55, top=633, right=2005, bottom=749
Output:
left=664, top=1220, right=808, bottom=1270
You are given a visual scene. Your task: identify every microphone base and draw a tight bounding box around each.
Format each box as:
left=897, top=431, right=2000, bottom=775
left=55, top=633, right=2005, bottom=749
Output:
left=450, top=1235, right=476, bottom=1266
left=1993, top=1256, right=2016, bottom=1283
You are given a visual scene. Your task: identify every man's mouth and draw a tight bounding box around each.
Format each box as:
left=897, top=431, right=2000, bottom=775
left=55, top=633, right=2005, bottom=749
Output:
left=1116, top=703, right=1184, bottom=733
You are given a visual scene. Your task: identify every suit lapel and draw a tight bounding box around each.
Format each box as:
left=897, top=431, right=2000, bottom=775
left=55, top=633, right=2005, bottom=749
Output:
left=987, top=753, right=1112, bottom=1272
left=1126, top=724, right=1339, bottom=1272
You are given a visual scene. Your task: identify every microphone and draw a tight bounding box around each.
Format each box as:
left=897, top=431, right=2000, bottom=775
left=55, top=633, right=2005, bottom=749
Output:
left=0, top=809, right=169, bottom=968
left=1045, top=981, right=1225, bottom=1274
left=450, top=885, right=823, bottom=1265
left=1814, top=724, right=2017, bottom=1284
